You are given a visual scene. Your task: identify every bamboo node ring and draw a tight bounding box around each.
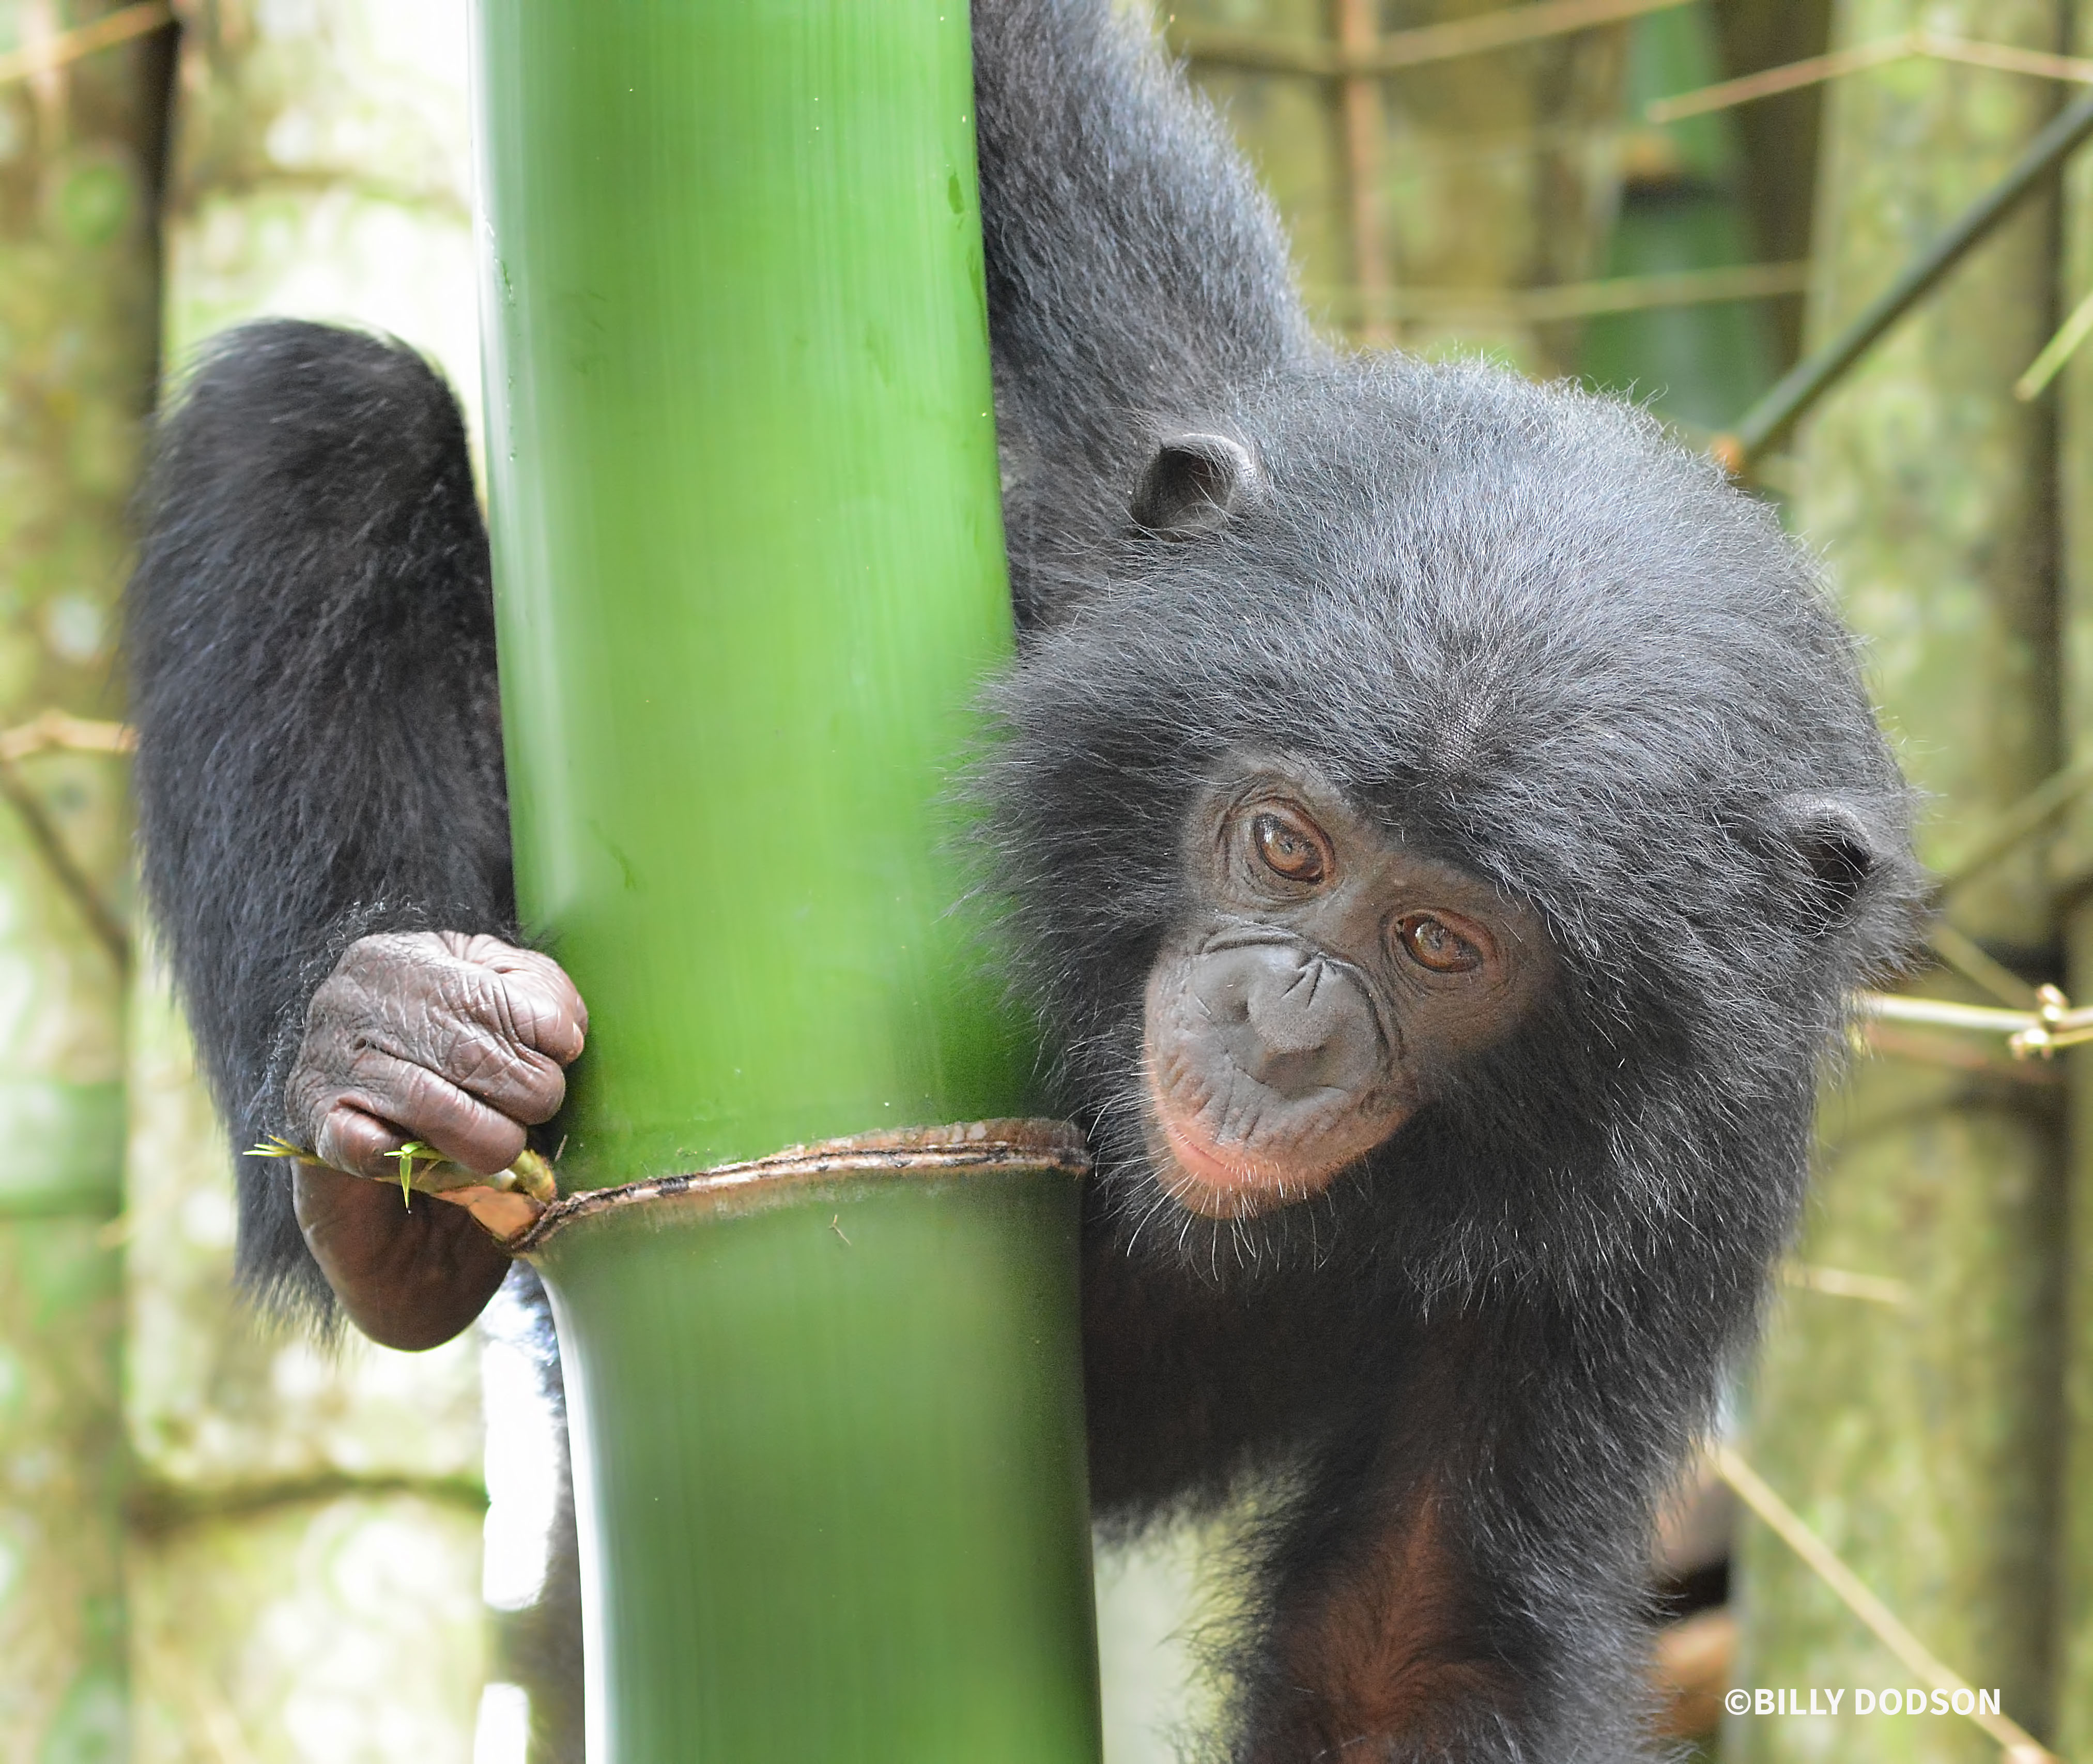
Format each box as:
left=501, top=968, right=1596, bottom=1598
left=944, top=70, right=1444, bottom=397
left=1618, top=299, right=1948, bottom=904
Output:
left=506, top=1118, right=1090, bottom=1255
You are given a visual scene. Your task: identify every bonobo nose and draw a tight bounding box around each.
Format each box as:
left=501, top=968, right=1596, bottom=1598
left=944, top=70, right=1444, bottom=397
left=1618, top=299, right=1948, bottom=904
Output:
left=1190, top=942, right=1382, bottom=1099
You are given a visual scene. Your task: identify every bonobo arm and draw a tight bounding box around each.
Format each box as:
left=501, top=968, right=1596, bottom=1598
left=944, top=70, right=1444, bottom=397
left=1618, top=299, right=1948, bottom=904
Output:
left=1079, top=1214, right=1365, bottom=1518
left=1236, top=1309, right=1671, bottom=1764
left=969, top=0, right=1308, bottom=625
left=972, top=0, right=1302, bottom=436
left=128, top=320, right=528, bottom=1334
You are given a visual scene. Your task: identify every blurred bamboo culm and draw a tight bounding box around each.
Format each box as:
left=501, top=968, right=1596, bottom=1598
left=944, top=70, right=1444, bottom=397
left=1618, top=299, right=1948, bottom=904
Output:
left=1576, top=0, right=1778, bottom=428
left=2054, top=1, right=2093, bottom=1753
left=1732, top=2, right=2069, bottom=1758
left=473, top=1, right=1101, bottom=1757
left=124, top=6, right=495, bottom=1760
left=0, top=3, right=166, bottom=1757
left=1167, top=0, right=1629, bottom=369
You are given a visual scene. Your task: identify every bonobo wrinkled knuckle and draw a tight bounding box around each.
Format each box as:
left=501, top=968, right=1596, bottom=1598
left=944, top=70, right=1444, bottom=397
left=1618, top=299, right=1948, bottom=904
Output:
left=501, top=974, right=587, bottom=1063
left=447, top=1034, right=549, bottom=1109
left=306, top=969, right=367, bottom=1030
left=426, top=953, right=490, bottom=1014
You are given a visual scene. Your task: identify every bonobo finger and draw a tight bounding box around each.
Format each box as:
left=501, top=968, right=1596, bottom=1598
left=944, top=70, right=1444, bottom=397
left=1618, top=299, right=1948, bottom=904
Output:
left=340, top=955, right=571, bottom=1123
left=439, top=933, right=589, bottom=1064
left=335, top=1052, right=530, bottom=1177
left=314, top=1102, right=409, bottom=1182
left=408, top=996, right=570, bottom=1126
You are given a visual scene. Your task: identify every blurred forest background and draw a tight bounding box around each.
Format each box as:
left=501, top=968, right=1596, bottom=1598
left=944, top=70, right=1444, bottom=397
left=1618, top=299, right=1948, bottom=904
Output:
left=3, top=0, right=2093, bottom=1760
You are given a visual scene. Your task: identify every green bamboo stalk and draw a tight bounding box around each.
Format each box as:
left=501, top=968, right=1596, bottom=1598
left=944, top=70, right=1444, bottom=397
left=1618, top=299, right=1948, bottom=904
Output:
left=1577, top=1, right=1778, bottom=431
left=474, top=2, right=1100, bottom=1757
left=1729, top=1, right=2067, bottom=1757
left=1705, top=0, right=1831, bottom=371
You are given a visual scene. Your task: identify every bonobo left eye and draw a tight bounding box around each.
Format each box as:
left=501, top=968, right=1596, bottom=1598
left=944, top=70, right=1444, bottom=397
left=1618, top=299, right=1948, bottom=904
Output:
left=1251, top=810, right=1331, bottom=884
left=1396, top=912, right=1483, bottom=974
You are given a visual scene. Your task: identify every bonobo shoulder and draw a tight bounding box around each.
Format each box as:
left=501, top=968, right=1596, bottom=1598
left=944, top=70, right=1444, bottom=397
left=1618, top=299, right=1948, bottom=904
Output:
left=143, top=320, right=475, bottom=532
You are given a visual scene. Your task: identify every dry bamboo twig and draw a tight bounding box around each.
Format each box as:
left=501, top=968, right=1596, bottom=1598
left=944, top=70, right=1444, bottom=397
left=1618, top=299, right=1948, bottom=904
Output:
left=0, top=711, right=134, bottom=764
left=0, top=0, right=173, bottom=87
left=1717, top=1447, right=2055, bottom=1762
left=1171, top=0, right=1685, bottom=79
left=1780, top=1263, right=1911, bottom=1305
left=1646, top=30, right=2093, bottom=125
left=1319, top=260, right=1809, bottom=326
left=1857, top=989, right=2077, bottom=1054
left=0, top=751, right=127, bottom=971
left=1331, top=0, right=1392, bottom=347
left=1860, top=1020, right=2065, bottom=1083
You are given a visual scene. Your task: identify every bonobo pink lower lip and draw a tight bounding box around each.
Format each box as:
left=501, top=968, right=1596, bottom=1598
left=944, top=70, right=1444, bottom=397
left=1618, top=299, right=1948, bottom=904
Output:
left=1148, top=1092, right=1348, bottom=1220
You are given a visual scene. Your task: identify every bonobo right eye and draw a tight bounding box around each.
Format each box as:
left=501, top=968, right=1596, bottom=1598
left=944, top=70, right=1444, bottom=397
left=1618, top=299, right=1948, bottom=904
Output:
left=1245, top=805, right=1333, bottom=886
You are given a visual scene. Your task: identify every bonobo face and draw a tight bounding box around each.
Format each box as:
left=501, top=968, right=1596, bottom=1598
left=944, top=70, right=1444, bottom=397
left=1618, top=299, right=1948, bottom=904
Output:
left=1143, top=756, right=1552, bottom=1219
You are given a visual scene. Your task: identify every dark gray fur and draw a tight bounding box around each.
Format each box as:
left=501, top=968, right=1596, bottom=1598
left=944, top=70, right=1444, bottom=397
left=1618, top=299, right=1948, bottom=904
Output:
left=126, top=0, right=1922, bottom=1757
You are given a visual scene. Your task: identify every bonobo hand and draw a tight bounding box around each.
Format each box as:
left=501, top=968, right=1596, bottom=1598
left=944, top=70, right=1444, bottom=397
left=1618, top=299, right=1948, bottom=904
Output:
left=283, top=931, right=588, bottom=1349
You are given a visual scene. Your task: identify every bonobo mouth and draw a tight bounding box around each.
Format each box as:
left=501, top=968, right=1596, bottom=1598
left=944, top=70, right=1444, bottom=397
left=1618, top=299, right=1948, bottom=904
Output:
left=1143, top=1073, right=1403, bottom=1220
left=1141, top=926, right=1411, bottom=1220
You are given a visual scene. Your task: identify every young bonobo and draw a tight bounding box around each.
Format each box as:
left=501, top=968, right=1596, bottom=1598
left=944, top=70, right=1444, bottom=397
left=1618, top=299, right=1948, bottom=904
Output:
left=126, top=0, right=1921, bottom=1756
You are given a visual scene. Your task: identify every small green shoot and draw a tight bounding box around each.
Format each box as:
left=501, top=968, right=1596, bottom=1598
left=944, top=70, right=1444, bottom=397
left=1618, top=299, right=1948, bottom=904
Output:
left=387, top=1141, right=443, bottom=1208
left=245, top=1136, right=312, bottom=1164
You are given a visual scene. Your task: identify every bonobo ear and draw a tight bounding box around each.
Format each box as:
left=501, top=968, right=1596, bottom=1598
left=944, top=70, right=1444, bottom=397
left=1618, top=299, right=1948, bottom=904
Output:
left=1130, top=433, right=1261, bottom=537
left=1767, top=794, right=1881, bottom=928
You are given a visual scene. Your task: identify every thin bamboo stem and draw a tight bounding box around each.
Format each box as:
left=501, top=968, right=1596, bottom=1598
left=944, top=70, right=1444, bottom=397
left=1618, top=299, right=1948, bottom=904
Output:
left=1319, top=258, right=1808, bottom=324
left=1937, top=750, right=2093, bottom=892
left=1332, top=0, right=1392, bottom=347
left=1173, top=0, right=1685, bottom=77
left=0, top=754, right=128, bottom=971
left=1718, top=1448, right=2054, bottom=1762
left=2019, top=284, right=2093, bottom=400
left=1780, top=1263, right=1912, bottom=1306
left=1928, top=922, right=2043, bottom=1009
left=1648, top=33, right=2093, bottom=126
left=1719, top=90, right=2093, bottom=470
